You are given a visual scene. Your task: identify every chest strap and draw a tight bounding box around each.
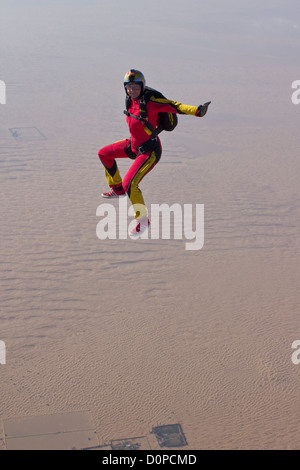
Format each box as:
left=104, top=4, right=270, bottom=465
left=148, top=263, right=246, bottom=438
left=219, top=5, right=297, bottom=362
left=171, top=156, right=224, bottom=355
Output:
left=123, top=110, right=163, bottom=138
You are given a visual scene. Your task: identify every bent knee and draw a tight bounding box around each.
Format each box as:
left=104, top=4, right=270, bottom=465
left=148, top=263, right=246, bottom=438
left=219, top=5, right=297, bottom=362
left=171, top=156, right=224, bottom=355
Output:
left=98, top=147, right=106, bottom=160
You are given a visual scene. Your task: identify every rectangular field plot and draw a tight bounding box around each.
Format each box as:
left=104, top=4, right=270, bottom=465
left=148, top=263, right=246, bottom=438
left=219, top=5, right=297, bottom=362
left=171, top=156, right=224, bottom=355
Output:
left=3, top=411, right=98, bottom=450
left=152, top=424, right=188, bottom=448
left=9, top=127, right=47, bottom=142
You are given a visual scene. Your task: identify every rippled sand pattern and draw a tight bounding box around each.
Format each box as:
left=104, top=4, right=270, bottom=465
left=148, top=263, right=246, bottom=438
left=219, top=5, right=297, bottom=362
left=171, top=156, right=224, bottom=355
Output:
left=1, top=0, right=300, bottom=449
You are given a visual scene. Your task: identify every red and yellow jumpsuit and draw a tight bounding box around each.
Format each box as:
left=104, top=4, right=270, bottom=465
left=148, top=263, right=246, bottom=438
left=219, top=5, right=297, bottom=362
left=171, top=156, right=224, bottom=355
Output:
left=98, top=96, right=199, bottom=218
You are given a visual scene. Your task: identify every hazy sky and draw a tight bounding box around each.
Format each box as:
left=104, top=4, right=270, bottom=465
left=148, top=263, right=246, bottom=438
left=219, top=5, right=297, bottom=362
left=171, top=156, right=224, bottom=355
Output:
left=1, top=0, right=299, bottom=136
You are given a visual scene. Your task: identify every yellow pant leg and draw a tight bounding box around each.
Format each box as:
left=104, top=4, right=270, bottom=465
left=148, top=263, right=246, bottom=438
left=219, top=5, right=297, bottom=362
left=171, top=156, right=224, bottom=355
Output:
left=104, top=167, right=123, bottom=187
left=124, top=150, right=157, bottom=218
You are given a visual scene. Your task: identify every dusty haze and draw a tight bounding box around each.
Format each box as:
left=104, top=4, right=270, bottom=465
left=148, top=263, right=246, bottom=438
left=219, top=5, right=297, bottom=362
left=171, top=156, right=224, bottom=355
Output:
left=1, top=0, right=300, bottom=450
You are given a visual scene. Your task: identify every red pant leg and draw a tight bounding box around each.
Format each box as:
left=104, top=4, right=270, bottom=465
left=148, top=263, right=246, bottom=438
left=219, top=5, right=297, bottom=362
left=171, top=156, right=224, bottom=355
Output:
left=98, top=139, right=129, bottom=187
left=122, top=144, right=161, bottom=218
left=98, top=139, right=129, bottom=167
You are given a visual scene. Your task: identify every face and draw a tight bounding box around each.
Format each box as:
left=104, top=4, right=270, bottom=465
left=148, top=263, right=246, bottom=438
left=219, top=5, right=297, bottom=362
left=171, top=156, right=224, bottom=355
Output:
left=126, top=83, right=142, bottom=100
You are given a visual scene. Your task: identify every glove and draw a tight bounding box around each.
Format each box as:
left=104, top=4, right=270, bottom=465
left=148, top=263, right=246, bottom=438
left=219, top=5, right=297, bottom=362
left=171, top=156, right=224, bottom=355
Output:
left=196, top=101, right=211, bottom=117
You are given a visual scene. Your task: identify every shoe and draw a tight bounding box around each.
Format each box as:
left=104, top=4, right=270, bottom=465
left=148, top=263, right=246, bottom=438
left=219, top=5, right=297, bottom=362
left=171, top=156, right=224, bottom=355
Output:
left=129, top=216, right=150, bottom=237
left=101, top=188, right=126, bottom=198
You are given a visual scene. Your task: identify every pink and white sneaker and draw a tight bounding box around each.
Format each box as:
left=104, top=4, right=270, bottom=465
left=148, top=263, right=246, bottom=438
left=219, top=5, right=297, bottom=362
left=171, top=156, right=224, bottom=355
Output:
left=129, top=216, right=150, bottom=237
left=101, top=187, right=126, bottom=198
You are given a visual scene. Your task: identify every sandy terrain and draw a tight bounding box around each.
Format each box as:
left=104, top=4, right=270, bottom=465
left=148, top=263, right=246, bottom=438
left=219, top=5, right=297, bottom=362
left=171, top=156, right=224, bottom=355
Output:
left=1, top=0, right=300, bottom=450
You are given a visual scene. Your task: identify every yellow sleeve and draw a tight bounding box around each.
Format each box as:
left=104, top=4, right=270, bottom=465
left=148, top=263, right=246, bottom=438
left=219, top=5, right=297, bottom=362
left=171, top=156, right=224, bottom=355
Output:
left=149, top=96, right=198, bottom=116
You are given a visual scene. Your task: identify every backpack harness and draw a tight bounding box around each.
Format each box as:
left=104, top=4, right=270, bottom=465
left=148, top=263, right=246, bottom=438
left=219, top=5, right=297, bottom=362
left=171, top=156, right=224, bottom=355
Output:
left=123, top=87, right=178, bottom=158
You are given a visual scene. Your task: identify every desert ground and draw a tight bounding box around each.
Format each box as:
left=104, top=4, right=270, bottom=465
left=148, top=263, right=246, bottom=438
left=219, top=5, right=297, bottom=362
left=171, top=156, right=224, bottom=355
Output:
left=1, top=0, right=300, bottom=449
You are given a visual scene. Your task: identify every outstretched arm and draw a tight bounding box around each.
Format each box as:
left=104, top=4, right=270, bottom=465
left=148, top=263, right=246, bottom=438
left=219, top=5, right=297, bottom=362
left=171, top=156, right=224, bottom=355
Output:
left=149, top=96, right=211, bottom=117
